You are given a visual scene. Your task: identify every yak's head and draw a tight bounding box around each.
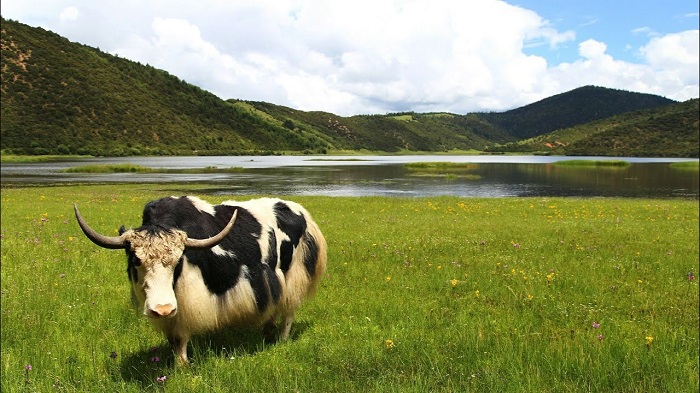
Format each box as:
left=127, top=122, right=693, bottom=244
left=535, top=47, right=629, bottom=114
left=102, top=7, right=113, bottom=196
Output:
left=74, top=204, right=237, bottom=319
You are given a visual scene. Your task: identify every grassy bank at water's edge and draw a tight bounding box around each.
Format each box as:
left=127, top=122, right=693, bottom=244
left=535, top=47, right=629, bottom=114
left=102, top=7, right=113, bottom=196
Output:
left=1, top=184, right=698, bottom=392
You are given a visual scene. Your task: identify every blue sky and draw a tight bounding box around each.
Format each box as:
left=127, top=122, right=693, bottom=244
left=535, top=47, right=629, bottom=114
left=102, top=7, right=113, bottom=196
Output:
left=1, top=0, right=698, bottom=115
left=517, top=0, right=699, bottom=63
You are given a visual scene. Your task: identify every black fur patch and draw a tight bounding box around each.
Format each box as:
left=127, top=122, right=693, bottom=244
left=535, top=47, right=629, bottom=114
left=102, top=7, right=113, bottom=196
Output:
left=179, top=204, right=261, bottom=295
left=265, top=229, right=278, bottom=270
left=264, top=267, right=282, bottom=305
left=274, top=202, right=307, bottom=272
left=303, top=235, right=320, bottom=277
left=119, top=225, right=139, bottom=283
left=244, top=264, right=269, bottom=312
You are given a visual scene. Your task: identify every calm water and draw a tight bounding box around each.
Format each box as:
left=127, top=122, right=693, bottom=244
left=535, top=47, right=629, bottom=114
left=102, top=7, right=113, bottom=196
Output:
left=1, top=155, right=698, bottom=198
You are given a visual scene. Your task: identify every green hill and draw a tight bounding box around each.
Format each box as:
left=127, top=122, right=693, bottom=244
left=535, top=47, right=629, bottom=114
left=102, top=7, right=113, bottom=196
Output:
left=241, top=101, right=516, bottom=152
left=479, top=85, right=676, bottom=140
left=1, top=18, right=329, bottom=156
left=1, top=17, right=696, bottom=157
left=489, top=99, right=699, bottom=157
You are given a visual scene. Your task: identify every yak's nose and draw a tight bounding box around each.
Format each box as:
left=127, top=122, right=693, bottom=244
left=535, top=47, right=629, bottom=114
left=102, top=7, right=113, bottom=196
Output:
left=149, top=303, right=177, bottom=318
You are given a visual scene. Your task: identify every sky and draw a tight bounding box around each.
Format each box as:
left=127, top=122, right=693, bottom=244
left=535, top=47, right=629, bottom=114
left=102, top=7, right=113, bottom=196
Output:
left=1, top=0, right=698, bottom=116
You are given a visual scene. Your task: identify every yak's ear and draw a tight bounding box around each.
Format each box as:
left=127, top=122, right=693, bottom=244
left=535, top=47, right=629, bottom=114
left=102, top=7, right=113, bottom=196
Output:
left=119, top=225, right=127, bottom=235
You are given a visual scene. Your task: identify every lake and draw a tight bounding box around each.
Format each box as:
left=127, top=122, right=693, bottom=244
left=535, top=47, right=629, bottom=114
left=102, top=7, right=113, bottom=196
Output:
left=1, top=155, right=698, bottom=198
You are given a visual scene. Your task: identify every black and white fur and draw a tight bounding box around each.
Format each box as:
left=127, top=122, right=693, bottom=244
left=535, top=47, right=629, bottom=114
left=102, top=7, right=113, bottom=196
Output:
left=77, top=196, right=327, bottom=364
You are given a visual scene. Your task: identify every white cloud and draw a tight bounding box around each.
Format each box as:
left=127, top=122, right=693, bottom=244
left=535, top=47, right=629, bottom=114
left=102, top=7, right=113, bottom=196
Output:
left=58, top=6, right=79, bottom=22
left=100, top=0, right=586, bottom=114
left=578, top=39, right=608, bottom=59
left=1, top=0, right=698, bottom=115
left=547, top=32, right=699, bottom=102
left=641, top=30, right=699, bottom=73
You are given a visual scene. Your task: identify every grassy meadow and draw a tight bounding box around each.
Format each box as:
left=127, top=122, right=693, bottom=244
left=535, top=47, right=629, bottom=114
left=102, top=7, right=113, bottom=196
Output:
left=1, top=184, right=698, bottom=392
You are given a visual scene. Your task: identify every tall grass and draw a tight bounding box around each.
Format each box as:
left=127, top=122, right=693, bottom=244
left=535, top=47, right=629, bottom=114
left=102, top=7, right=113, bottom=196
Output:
left=1, top=184, right=698, bottom=392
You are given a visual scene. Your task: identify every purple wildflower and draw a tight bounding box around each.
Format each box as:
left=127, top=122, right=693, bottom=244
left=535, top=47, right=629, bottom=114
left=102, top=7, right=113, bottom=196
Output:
left=24, top=364, right=32, bottom=385
left=156, top=375, right=167, bottom=383
left=150, top=356, right=161, bottom=363
left=592, top=321, right=600, bottom=329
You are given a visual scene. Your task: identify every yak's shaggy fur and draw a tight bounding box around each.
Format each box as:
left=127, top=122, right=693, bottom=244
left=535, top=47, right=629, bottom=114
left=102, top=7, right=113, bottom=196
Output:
left=76, top=196, right=327, bottom=365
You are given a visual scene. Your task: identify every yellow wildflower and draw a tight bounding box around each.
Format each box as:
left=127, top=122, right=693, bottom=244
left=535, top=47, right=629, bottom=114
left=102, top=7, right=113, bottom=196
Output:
left=474, top=290, right=480, bottom=298
left=385, top=339, right=395, bottom=350
left=645, top=336, right=654, bottom=346
left=546, top=272, right=555, bottom=283
left=451, top=278, right=458, bottom=287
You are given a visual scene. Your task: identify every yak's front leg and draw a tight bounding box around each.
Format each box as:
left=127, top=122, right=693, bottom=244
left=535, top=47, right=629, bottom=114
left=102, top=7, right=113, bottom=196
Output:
left=262, top=311, right=294, bottom=342
left=168, top=335, right=190, bottom=366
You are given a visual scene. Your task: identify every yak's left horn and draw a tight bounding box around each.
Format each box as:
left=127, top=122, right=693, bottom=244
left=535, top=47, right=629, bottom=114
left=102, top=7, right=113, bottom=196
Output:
left=185, top=209, right=238, bottom=249
left=74, top=204, right=127, bottom=249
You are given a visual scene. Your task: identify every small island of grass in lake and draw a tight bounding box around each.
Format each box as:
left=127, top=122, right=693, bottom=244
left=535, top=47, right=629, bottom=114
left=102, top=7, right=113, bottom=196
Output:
left=554, top=159, right=630, bottom=168
left=669, top=161, right=699, bottom=171
left=63, top=164, right=244, bottom=174
left=404, top=162, right=482, bottom=180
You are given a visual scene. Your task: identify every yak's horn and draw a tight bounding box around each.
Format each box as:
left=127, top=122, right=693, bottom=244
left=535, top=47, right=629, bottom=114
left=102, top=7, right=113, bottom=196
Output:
left=74, top=204, right=127, bottom=249
left=185, top=209, right=238, bottom=249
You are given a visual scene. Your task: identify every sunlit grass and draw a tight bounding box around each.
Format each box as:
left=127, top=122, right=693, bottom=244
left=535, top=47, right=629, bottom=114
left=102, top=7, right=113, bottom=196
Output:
left=1, top=185, right=698, bottom=392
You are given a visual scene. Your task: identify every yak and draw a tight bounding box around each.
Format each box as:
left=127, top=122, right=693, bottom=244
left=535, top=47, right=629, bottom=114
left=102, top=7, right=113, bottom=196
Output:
left=75, top=196, right=327, bottom=364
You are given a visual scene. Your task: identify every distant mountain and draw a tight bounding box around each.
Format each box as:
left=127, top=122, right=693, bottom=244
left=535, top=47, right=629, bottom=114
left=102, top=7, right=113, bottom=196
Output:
left=488, top=99, right=699, bottom=157
left=1, top=17, right=695, bottom=157
left=478, top=85, right=676, bottom=140
left=239, top=101, right=516, bottom=152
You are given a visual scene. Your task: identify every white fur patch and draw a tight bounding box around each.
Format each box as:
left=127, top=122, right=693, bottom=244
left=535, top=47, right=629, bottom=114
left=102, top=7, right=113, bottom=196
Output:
left=186, top=196, right=216, bottom=216
left=211, top=245, right=235, bottom=258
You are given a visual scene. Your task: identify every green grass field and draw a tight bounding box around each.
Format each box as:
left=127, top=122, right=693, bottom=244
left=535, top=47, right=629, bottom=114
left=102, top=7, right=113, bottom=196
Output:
left=1, top=184, right=698, bottom=392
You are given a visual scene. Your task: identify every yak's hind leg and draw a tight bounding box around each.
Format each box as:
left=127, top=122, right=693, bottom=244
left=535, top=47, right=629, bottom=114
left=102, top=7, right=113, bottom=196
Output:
left=263, top=317, right=278, bottom=343
left=279, top=311, right=295, bottom=340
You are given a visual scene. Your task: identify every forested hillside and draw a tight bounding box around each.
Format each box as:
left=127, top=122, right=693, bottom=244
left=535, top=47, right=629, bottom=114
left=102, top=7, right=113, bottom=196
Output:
left=479, top=86, right=676, bottom=139
left=1, top=18, right=331, bottom=156
left=1, top=17, right=696, bottom=157
left=489, top=99, right=699, bottom=157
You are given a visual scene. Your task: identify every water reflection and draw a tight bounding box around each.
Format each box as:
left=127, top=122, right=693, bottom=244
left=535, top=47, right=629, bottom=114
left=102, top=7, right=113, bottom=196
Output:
left=1, top=156, right=697, bottom=198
